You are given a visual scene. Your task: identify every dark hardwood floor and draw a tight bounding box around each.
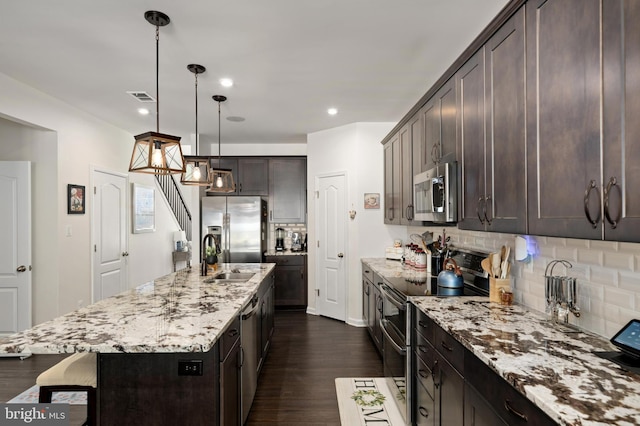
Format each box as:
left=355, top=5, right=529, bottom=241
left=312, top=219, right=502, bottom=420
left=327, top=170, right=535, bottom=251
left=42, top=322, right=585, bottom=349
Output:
left=0, top=311, right=382, bottom=426
left=246, top=311, right=383, bottom=426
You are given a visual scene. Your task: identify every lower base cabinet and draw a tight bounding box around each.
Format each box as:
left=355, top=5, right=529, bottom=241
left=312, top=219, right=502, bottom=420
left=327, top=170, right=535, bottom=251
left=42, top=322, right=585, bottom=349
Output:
left=265, top=255, right=307, bottom=308
left=220, top=316, right=241, bottom=426
left=464, top=382, right=507, bottom=426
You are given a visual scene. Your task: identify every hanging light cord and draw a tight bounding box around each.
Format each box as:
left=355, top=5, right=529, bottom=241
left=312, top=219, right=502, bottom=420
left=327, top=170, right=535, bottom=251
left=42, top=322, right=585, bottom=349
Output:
left=155, top=24, right=160, bottom=134
left=217, top=100, right=221, bottom=168
left=194, top=71, right=199, bottom=156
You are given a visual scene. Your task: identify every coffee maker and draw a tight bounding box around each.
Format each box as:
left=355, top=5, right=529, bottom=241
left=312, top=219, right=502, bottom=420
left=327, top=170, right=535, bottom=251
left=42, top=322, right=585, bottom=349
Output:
left=275, top=227, right=285, bottom=251
left=291, top=232, right=302, bottom=252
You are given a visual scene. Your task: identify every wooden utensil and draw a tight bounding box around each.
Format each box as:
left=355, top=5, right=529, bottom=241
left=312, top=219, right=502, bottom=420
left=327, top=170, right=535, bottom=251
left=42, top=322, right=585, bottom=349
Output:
left=481, top=258, right=492, bottom=276
left=500, top=246, right=510, bottom=279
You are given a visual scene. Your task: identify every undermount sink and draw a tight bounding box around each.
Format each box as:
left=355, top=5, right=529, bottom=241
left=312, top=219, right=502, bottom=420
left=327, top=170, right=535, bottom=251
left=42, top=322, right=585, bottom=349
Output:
left=203, top=272, right=255, bottom=284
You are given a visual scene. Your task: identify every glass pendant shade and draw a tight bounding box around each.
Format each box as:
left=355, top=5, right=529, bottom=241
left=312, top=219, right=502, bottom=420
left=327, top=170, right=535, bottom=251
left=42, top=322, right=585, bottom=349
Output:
left=129, top=131, right=185, bottom=174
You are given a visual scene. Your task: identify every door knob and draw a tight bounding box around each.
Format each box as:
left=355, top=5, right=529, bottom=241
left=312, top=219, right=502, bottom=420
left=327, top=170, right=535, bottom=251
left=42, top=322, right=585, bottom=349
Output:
left=337, top=253, right=344, bottom=258
left=122, top=252, right=129, bottom=257
left=16, top=265, right=27, bottom=272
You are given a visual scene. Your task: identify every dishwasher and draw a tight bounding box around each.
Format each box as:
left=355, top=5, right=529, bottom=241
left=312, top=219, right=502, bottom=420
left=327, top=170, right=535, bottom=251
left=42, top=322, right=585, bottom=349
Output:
left=241, top=294, right=260, bottom=424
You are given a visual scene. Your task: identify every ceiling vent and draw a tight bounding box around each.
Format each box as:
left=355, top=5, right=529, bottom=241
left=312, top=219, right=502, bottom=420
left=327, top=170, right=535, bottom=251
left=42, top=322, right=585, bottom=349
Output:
left=127, top=91, right=156, bottom=103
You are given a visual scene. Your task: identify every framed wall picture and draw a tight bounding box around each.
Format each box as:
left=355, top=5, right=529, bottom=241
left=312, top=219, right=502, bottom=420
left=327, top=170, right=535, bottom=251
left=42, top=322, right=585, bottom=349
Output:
left=364, top=193, right=380, bottom=209
left=132, top=183, right=155, bottom=233
left=67, top=184, right=85, bottom=214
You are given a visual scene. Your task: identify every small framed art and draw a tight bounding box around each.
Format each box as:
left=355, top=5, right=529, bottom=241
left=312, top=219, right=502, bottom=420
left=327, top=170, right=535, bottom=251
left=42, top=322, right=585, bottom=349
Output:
left=67, top=184, right=85, bottom=214
left=364, top=193, right=380, bottom=209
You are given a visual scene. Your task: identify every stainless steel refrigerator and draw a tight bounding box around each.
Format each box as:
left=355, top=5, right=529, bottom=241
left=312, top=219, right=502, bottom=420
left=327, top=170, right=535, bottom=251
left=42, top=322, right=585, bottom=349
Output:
left=201, top=196, right=267, bottom=263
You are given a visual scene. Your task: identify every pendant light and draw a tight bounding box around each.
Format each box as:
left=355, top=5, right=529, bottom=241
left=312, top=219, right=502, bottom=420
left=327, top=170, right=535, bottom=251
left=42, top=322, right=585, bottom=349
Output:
left=180, top=64, right=212, bottom=186
left=129, top=11, right=185, bottom=175
left=207, top=95, right=236, bottom=193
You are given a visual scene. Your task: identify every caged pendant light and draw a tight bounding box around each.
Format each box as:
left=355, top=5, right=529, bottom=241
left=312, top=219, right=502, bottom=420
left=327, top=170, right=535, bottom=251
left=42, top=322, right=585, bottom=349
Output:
left=207, top=95, right=236, bottom=193
left=180, top=64, right=212, bottom=186
left=129, top=11, right=185, bottom=175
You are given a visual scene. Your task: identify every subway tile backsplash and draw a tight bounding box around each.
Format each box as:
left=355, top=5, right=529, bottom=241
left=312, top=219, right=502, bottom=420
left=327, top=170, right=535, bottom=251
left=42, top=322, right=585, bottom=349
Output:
left=269, top=223, right=306, bottom=251
left=411, top=226, right=640, bottom=340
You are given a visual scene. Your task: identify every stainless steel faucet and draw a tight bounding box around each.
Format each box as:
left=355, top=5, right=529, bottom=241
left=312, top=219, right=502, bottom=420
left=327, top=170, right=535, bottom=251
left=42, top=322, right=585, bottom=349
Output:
left=201, top=233, right=215, bottom=276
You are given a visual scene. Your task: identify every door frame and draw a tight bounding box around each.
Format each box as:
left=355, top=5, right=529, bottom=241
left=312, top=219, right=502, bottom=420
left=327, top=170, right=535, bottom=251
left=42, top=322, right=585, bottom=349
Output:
left=90, top=165, right=129, bottom=303
left=313, top=170, right=348, bottom=321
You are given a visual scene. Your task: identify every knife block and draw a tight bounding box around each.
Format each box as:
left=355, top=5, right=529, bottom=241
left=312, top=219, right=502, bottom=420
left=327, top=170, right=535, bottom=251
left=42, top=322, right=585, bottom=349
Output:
left=490, top=278, right=511, bottom=303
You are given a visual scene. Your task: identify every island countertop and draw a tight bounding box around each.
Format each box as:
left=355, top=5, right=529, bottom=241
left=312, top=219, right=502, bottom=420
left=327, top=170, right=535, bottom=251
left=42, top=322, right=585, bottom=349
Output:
left=411, top=296, right=640, bottom=426
left=0, top=263, right=275, bottom=354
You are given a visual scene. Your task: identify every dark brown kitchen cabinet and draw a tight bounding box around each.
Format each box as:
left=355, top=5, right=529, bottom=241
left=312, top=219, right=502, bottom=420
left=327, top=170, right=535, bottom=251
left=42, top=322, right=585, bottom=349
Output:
left=220, top=315, right=241, bottom=426
left=602, top=0, right=640, bottom=241
left=464, top=350, right=556, bottom=426
left=384, top=132, right=401, bottom=224
left=237, top=158, right=269, bottom=195
left=257, top=273, right=275, bottom=373
left=526, top=0, right=603, bottom=239
left=269, top=158, right=306, bottom=223
left=362, top=264, right=382, bottom=356
left=421, top=78, right=457, bottom=173
left=458, top=7, right=526, bottom=234
left=265, top=255, right=307, bottom=308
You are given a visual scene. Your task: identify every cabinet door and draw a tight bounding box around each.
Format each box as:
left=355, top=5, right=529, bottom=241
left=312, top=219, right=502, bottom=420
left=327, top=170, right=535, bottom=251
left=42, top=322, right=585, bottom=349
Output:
left=457, top=49, right=487, bottom=231
left=416, top=381, right=436, bottom=426
left=273, top=265, right=306, bottom=307
left=220, top=338, right=241, bottom=426
left=384, top=134, right=401, bottom=224
left=439, top=79, right=457, bottom=166
left=602, top=0, right=640, bottom=241
left=269, top=158, right=306, bottom=223
left=421, top=98, right=440, bottom=172
left=400, top=123, right=415, bottom=225
left=526, top=0, right=602, bottom=239
left=362, top=276, right=370, bottom=326
left=484, top=7, right=527, bottom=234
left=434, top=351, right=464, bottom=426
left=464, top=383, right=508, bottom=426
left=372, top=284, right=383, bottom=354
left=237, top=158, right=269, bottom=195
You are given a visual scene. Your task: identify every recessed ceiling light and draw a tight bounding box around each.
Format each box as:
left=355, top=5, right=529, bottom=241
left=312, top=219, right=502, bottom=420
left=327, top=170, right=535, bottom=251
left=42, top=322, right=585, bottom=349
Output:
left=328, top=108, right=338, bottom=116
left=138, top=108, right=150, bottom=115
left=220, top=78, right=233, bottom=88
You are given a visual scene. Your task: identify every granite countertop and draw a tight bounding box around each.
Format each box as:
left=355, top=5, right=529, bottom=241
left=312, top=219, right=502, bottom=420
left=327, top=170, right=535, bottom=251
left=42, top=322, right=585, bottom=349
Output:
left=264, top=249, right=307, bottom=256
left=362, top=257, right=418, bottom=279
left=0, top=263, right=275, bottom=354
left=411, top=297, right=640, bottom=425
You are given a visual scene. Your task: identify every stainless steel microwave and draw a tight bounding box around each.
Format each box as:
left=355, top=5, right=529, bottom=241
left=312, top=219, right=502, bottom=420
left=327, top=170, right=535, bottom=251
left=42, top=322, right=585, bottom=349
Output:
left=413, top=162, right=457, bottom=223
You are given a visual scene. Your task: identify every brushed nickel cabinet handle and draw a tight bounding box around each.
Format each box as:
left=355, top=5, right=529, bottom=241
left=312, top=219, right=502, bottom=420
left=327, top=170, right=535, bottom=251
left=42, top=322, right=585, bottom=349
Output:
left=476, top=197, right=485, bottom=224
left=419, top=407, right=430, bottom=418
left=604, top=177, right=621, bottom=229
left=441, top=340, right=453, bottom=352
left=484, top=195, right=493, bottom=225
left=584, top=180, right=601, bottom=228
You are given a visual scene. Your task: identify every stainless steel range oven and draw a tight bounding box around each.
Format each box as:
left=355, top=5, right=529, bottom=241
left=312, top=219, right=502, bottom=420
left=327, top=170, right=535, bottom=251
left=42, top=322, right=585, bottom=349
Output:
left=378, top=246, right=490, bottom=424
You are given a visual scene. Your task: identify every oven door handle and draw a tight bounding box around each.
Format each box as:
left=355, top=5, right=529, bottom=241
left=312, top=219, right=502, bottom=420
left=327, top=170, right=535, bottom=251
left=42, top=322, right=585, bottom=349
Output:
left=380, top=319, right=407, bottom=355
left=380, top=284, right=406, bottom=311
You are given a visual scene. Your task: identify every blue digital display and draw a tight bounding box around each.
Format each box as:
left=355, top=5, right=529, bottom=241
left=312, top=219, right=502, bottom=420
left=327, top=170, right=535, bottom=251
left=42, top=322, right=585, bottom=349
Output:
left=611, top=319, right=640, bottom=358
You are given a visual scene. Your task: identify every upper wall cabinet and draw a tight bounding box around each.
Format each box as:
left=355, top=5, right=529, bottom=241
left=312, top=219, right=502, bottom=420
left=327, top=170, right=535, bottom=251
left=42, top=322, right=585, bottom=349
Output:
left=601, top=0, right=640, bottom=241
left=384, top=132, right=401, bottom=224
left=526, top=0, right=604, bottom=240
left=269, top=158, right=306, bottom=223
left=458, top=7, right=526, bottom=234
left=421, top=79, right=457, bottom=173
left=237, top=158, right=269, bottom=196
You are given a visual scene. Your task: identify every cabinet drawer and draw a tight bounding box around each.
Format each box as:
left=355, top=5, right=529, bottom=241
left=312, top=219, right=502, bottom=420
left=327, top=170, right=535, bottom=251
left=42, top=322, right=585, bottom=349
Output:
left=362, top=263, right=374, bottom=283
left=220, top=315, right=241, bottom=361
left=433, top=323, right=464, bottom=374
left=415, top=308, right=435, bottom=343
left=465, top=353, right=556, bottom=426
left=265, top=255, right=305, bottom=266
left=415, top=380, right=436, bottom=426
left=414, top=338, right=436, bottom=400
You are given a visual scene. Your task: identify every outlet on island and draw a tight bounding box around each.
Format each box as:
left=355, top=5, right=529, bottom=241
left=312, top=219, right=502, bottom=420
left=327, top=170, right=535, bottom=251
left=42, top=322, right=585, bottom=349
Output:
left=178, top=359, right=203, bottom=376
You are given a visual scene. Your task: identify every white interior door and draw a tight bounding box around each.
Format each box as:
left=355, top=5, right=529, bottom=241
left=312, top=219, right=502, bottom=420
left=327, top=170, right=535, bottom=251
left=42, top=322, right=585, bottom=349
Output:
left=0, top=161, right=32, bottom=335
left=92, top=169, right=128, bottom=302
left=316, top=173, right=347, bottom=321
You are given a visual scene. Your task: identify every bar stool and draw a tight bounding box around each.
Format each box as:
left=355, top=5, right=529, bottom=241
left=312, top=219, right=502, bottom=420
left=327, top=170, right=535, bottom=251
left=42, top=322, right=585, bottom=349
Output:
left=36, top=352, right=97, bottom=426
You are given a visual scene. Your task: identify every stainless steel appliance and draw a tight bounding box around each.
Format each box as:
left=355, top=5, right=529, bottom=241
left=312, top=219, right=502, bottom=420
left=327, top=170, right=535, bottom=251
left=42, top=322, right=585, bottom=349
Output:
left=275, top=227, right=285, bottom=252
left=291, top=232, right=302, bottom=251
left=413, top=162, right=457, bottom=223
left=201, top=196, right=267, bottom=263
left=378, top=247, right=489, bottom=424
left=241, top=294, right=260, bottom=424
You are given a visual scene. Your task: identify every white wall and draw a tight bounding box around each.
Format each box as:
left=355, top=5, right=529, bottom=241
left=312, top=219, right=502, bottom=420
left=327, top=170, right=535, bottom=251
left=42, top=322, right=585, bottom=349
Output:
left=0, top=72, right=188, bottom=323
left=307, top=122, right=406, bottom=326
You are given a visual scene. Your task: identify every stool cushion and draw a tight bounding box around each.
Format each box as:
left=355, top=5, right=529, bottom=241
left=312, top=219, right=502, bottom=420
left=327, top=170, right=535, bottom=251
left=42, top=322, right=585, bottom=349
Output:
left=36, top=353, right=97, bottom=388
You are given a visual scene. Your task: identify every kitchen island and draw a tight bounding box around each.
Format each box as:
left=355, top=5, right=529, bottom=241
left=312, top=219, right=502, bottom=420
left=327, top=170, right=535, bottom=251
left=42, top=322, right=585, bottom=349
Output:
left=0, top=263, right=275, bottom=425
left=412, top=296, right=640, bottom=425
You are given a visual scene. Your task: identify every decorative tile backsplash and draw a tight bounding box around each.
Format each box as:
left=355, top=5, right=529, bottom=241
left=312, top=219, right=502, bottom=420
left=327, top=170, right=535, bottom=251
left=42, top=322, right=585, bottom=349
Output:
left=410, top=226, right=640, bottom=340
left=269, top=223, right=306, bottom=251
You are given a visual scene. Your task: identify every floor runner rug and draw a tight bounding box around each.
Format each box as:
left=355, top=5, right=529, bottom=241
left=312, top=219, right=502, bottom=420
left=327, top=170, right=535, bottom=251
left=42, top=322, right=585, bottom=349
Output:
left=7, top=384, right=87, bottom=405
left=335, top=377, right=404, bottom=426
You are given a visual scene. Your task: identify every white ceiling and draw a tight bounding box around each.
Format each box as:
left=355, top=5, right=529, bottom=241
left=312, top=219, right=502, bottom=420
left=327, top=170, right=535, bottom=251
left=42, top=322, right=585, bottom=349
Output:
left=1, top=0, right=509, bottom=151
